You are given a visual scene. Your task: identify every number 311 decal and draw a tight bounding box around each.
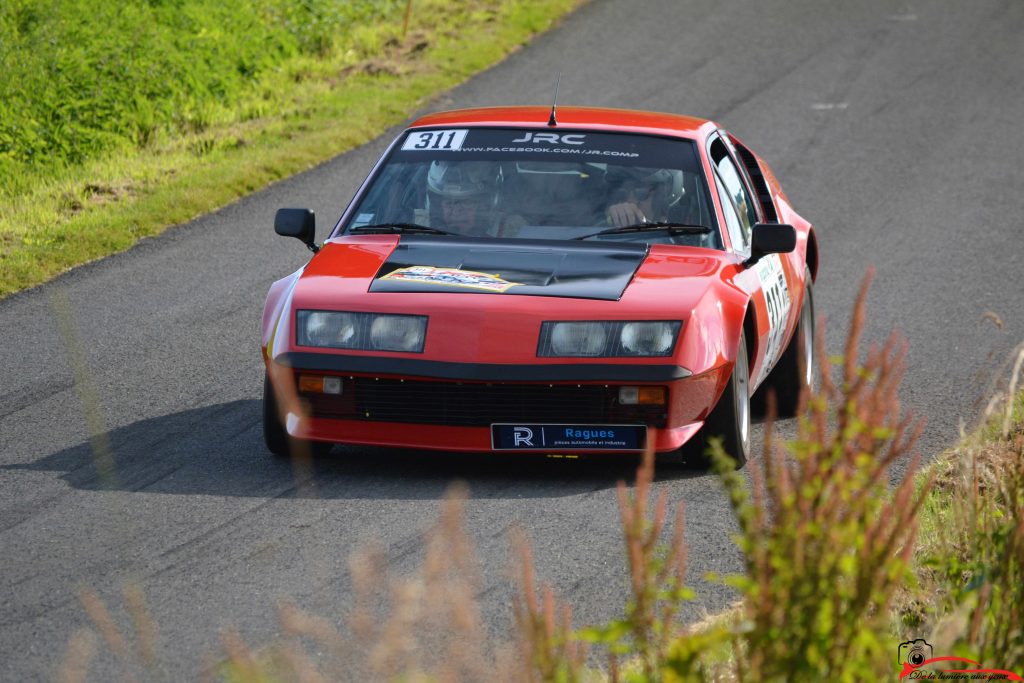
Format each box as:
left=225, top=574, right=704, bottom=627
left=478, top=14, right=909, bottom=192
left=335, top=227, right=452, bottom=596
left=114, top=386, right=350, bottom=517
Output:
left=401, top=129, right=469, bottom=151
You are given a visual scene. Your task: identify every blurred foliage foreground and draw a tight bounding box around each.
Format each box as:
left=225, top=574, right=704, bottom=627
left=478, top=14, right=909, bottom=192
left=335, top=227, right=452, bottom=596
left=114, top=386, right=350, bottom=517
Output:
left=0, top=0, right=580, bottom=296
left=60, top=273, right=1024, bottom=680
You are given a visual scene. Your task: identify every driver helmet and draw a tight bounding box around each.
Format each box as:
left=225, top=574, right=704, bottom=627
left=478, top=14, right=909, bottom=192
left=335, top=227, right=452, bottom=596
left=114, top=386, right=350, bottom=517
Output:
left=609, top=166, right=685, bottom=208
left=426, top=160, right=502, bottom=204
left=509, top=161, right=605, bottom=224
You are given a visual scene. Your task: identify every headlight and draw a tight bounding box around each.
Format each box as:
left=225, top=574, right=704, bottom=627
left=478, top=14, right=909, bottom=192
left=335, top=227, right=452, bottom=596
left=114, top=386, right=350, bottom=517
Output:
left=538, top=321, right=681, bottom=357
left=550, top=322, right=608, bottom=357
left=297, top=311, right=427, bottom=352
left=300, top=311, right=358, bottom=348
left=620, top=322, right=677, bottom=356
left=370, top=315, right=426, bottom=352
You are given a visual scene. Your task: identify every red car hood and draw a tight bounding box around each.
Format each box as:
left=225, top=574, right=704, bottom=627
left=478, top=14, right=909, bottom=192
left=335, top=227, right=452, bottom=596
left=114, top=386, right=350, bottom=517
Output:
left=284, top=235, right=734, bottom=366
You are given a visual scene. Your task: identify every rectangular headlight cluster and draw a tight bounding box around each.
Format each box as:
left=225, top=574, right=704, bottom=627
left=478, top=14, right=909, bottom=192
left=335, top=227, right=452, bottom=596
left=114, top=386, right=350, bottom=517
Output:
left=296, top=310, right=428, bottom=352
left=538, top=321, right=682, bottom=358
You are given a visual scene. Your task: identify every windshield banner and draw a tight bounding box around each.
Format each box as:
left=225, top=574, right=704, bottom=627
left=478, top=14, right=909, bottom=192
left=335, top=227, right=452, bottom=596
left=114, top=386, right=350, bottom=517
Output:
left=394, top=128, right=699, bottom=168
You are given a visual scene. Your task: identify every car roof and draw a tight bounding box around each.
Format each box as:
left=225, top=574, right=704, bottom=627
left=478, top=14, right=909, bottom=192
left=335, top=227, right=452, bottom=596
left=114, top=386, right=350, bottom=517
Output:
left=409, top=106, right=718, bottom=140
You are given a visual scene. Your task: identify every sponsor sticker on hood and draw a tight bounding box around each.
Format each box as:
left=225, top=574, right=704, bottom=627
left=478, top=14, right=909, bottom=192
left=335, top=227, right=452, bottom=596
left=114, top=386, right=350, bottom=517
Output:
left=381, top=266, right=521, bottom=292
left=370, top=236, right=648, bottom=301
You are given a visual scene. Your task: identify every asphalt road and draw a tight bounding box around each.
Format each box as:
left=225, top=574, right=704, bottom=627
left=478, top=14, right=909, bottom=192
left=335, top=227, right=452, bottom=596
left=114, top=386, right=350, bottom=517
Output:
left=2, top=0, right=1023, bottom=679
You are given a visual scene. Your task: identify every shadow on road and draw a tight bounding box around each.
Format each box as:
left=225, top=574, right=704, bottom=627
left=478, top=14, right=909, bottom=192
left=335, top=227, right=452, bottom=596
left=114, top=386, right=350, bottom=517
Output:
left=3, top=400, right=710, bottom=501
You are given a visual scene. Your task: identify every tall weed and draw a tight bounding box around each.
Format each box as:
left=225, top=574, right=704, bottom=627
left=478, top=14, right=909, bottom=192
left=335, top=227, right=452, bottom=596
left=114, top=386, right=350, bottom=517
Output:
left=711, top=269, right=933, bottom=681
left=514, top=448, right=730, bottom=683
left=218, top=486, right=519, bottom=682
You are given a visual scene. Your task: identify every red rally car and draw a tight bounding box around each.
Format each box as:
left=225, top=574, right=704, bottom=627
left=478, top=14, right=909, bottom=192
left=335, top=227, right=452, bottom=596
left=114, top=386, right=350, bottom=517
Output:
left=262, top=106, right=818, bottom=468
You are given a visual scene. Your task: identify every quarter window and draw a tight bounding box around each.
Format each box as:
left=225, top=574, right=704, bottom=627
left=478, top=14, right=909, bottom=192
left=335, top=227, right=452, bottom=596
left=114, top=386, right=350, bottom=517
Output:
left=710, top=139, right=757, bottom=251
left=714, top=170, right=745, bottom=251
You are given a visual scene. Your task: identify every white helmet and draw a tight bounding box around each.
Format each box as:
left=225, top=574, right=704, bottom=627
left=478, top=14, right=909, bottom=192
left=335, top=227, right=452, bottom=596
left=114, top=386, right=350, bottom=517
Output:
left=610, top=166, right=685, bottom=207
left=426, top=161, right=501, bottom=201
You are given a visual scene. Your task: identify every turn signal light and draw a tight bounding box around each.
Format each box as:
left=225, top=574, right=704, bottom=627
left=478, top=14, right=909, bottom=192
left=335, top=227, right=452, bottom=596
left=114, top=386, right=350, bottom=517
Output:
left=299, top=375, right=324, bottom=393
left=618, top=386, right=666, bottom=405
left=298, top=375, right=343, bottom=395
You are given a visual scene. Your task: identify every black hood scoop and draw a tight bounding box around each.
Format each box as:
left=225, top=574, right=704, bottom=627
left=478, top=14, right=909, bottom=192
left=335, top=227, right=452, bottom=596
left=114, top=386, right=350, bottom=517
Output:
left=370, top=236, right=648, bottom=301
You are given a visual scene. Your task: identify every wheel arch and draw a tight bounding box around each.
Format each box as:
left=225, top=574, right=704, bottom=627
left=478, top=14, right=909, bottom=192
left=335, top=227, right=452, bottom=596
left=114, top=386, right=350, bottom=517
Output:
left=805, top=228, right=819, bottom=282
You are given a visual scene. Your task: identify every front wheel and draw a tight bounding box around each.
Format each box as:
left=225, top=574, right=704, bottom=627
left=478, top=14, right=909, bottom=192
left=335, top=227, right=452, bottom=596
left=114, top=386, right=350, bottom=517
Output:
left=658, top=334, right=751, bottom=470
left=262, top=374, right=333, bottom=458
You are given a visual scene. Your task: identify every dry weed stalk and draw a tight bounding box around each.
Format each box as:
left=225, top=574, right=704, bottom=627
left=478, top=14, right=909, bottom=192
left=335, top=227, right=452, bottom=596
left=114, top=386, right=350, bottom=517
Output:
left=122, top=583, right=160, bottom=671
left=714, top=268, right=934, bottom=681
left=60, top=630, right=99, bottom=683
left=220, top=628, right=261, bottom=682
left=515, top=445, right=710, bottom=682
left=216, top=484, right=508, bottom=682
left=275, top=600, right=352, bottom=682
left=512, top=531, right=587, bottom=682
left=613, top=447, right=689, bottom=679
left=369, top=484, right=494, bottom=682
left=64, top=584, right=163, bottom=683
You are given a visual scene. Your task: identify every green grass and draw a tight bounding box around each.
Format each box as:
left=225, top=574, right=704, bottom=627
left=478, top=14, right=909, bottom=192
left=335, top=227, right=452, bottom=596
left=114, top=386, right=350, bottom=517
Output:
left=0, top=0, right=581, bottom=298
left=891, top=362, right=1024, bottom=662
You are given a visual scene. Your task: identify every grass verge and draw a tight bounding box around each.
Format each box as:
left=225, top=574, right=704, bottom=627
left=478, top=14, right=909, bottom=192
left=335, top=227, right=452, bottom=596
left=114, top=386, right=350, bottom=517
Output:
left=892, top=343, right=1024, bottom=669
left=0, top=0, right=581, bottom=299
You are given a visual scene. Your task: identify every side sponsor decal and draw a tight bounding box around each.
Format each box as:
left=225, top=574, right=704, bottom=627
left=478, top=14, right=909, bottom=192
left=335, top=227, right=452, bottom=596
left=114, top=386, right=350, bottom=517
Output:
left=401, top=129, right=468, bottom=151
left=381, top=265, right=521, bottom=292
left=753, top=254, right=791, bottom=384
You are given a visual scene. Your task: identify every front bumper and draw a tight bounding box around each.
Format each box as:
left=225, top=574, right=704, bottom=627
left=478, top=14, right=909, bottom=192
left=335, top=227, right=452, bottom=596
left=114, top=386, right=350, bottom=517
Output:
left=268, top=353, right=727, bottom=454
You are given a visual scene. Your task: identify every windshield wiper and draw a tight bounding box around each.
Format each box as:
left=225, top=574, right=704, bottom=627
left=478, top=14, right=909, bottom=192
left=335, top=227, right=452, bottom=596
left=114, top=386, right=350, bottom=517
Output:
left=574, top=222, right=713, bottom=241
left=350, top=223, right=458, bottom=236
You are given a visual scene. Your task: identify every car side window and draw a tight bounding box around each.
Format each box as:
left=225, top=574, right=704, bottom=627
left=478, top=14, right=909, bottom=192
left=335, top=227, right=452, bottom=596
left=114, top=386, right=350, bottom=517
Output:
left=710, top=138, right=757, bottom=251
left=713, top=168, right=746, bottom=252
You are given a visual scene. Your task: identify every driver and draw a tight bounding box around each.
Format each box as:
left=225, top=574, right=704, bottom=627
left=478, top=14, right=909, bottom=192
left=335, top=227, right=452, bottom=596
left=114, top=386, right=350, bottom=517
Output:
left=426, top=160, right=519, bottom=236
left=606, top=167, right=684, bottom=227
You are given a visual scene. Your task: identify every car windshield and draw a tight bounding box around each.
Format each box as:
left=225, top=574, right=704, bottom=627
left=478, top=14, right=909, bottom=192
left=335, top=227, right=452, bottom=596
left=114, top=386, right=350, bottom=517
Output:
left=339, top=128, right=721, bottom=248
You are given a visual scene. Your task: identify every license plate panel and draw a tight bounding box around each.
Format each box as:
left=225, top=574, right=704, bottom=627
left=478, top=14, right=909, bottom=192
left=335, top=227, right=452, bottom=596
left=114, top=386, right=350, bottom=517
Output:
left=491, top=423, right=646, bottom=451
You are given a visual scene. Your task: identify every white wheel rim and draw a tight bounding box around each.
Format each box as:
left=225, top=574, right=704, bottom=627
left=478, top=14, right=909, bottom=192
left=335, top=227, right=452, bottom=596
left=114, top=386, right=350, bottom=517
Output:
left=736, top=346, right=750, bottom=452
left=802, top=294, right=814, bottom=387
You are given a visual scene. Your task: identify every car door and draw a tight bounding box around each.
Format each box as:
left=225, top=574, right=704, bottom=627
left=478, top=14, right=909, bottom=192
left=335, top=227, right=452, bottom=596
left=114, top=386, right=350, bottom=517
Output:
left=707, top=132, right=798, bottom=388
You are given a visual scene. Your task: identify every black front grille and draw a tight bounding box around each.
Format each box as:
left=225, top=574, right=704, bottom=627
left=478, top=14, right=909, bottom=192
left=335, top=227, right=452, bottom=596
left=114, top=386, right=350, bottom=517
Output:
left=303, top=377, right=666, bottom=427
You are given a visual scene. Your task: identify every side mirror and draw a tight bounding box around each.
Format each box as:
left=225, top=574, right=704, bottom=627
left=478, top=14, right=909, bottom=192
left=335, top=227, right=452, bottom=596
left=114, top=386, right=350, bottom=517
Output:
left=744, top=223, right=795, bottom=267
left=275, top=208, right=318, bottom=253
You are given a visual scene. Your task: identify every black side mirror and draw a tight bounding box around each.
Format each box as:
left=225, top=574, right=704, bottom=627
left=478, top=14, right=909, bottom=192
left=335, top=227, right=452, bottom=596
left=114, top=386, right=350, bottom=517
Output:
left=275, top=208, right=318, bottom=253
left=744, top=223, right=795, bottom=267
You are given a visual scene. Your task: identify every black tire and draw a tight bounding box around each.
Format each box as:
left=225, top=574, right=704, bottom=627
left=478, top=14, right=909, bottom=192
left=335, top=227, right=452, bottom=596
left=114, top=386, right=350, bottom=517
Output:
left=658, top=334, right=751, bottom=470
left=262, top=375, right=333, bottom=458
left=756, top=267, right=814, bottom=418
